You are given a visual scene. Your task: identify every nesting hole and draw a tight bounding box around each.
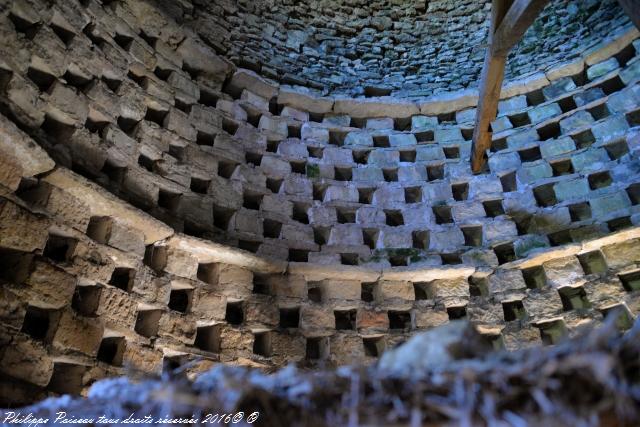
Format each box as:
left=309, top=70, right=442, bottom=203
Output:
left=195, top=324, right=221, bottom=353
left=362, top=228, right=379, bottom=250
left=225, top=301, right=244, bottom=325
left=551, top=159, right=574, bottom=176
left=72, top=285, right=102, bottom=317
left=412, top=230, right=429, bottom=250
left=218, top=161, right=238, bottom=179
left=522, top=266, right=546, bottom=289
left=363, top=337, right=385, bottom=357
left=384, top=210, right=404, bottom=226
left=279, top=307, right=300, bottom=328
left=533, top=184, right=557, bottom=207
left=97, top=336, right=125, bottom=366
left=313, top=227, right=330, bottom=246
left=588, top=171, right=612, bottom=190
left=558, top=286, right=591, bottom=311
left=86, top=216, right=112, bottom=244
left=21, top=306, right=56, bottom=342
left=461, top=225, right=482, bottom=247
left=253, top=331, right=272, bottom=356
left=618, top=270, right=640, bottom=292
left=446, top=305, right=467, bottom=320
left=288, top=249, right=309, bottom=262
left=109, top=267, right=135, bottom=292
left=334, top=166, right=352, bottom=181
left=43, top=234, right=77, bottom=263
left=426, top=164, right=444, bottom=181
left=452, top=182, right=469, bottom=201
left=334, top=309, right=357, bottom=330
left=263, top=219, right=282, bottom=239
left=414, top=282, right=436, bottom=300
left=483, top=199, right=505, bottom=217
left=168, top=288, right=193, bottom=313
left=502, top=300, right=526, bottom=321
left=577, top=250, right=607, bottom=275
left=404, top=186, right=422, bottom=203
left=569, top=202, right=592, bottom=222
left=382, top=168, right=398, bottom=182
left=388, top=311, right=411, bottom=331
left=134, top=309, right=162, bottom=338
left=361, top=282, right=377, bottom=302
left=358, top=187, right=375, bottom=204
left=433, top=205, right=452, bottom=224
left=306, top=337, right=328, bottom=360
left=266, top=178, right=283, bottom=194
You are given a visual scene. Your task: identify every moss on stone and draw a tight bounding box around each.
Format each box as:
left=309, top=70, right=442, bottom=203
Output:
left=306, top=163, right=320, bottom=178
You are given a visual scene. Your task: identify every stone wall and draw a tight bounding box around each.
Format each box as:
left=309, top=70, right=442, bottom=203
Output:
left=0, top=0, right=640, bottom=406
left=174, top=0, right=630, bottom=96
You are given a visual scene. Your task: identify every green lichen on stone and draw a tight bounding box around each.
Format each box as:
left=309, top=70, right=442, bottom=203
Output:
left=306, top=163, right=320, bottom=178
left=514, top=237, right=549, bottom=258
left=366, top=248, right=425, bottom=263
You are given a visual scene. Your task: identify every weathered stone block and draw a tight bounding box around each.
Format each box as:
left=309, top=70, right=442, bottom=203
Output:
left=26, top=261, right=76, bottom=308
left=529, top=103, right=562, bottom=124
left=0, top=200, right=49, bottom=252
left=300, top=305, right=335, bottom=335
left=553, top=178, right=590, bottom=203
left=543, top=256, right=584, bottom=288
left=96, top=286, right=138, bottom=329
left=378, top=280, right=414, bottom=302
left=163, top=108, right=197, bottom=141
left=53, top=310, right=104, bottom=356
left=559, top=110, right=594, bottom=134
left=411, top=115, right=438, bottom=130
left=323, top=279, right=361, bottom=301
left=488, top=269, right=527, bottom=294
left=587, top=57, right=619, bottom=80
left=498, top=95, right=527, bottom=115
left=367, top=118, right=394, bottom=129
left=571, top=148, right=610, bottom=172
left=389, top=133, right=417, bottom=147
left=158, top=311, right=196, bottom=345
left=591, top=114, right=629, bottom=142
left=0, top=332, right=53, bottom=387
left=357, top=308, right=389, bottom=332
left=590, top=192, right=631, bottom=220
left=540, top=137, right=576, bottom=158
left=435, top=128, right=463, bottom=142
left=430, top=227, right=465, bottom=252
left=416, top=145, right=445, bottom=161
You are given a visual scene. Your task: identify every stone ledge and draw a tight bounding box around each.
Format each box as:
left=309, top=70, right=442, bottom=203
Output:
left=266, top=27, right=639, bottom=119
left=42, top=168, right=174, bottom=245
left=227, top=69, right=279, bottom=100
left=168, top=234, right=287, bottom=274
left=332, top=97, right=420, bottom=119
left=277, top=85, right=334, bottom=114
left=0, top=113, right=55, bottom=178
left=583, top=26, right=640, bottom=66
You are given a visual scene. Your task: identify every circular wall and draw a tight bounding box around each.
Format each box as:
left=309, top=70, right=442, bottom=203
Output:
left=178, top=0, right=629, bottom=96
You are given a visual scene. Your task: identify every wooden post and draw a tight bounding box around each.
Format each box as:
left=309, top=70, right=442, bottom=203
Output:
left=470, top=0, right=551, bottom=173
left=470, top=0, right=512, bottom=173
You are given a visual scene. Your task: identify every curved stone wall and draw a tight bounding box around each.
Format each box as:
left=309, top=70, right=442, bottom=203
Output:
left=0, top=0, right=640, bottom=405
left=179, top=0, right=630, bottom=96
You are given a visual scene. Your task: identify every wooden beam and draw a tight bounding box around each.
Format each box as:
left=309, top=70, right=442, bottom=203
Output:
left=492, top=0, right=551, bottom=56
left=470, top=54, right=507, bottom=173
left=470, top=0, right=512, bottom=173
left=617, top=0, right=640, bottom=31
